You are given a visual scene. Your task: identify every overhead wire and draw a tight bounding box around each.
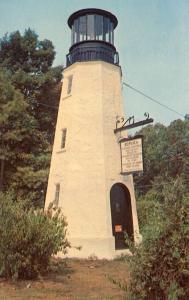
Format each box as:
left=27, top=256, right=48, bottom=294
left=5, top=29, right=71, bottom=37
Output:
left=2, top=81, right=186, bottom=118
left=123, top=82, right=185, bottom=118
left=4, top=81, right=184, bottom=115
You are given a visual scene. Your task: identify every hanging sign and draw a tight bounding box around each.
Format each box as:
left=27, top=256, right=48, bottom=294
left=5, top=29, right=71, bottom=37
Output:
left=120, top=135, right=143, bottom=174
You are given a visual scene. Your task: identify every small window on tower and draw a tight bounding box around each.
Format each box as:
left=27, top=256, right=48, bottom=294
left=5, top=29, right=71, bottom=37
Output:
left=61, top=128, right=67, bottom=149
left=54, top=183, right=60, bottom=207
left=67, top=75, right=73, bottom=94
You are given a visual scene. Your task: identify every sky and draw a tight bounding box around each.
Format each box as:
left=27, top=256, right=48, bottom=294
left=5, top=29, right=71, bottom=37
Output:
left=0, top=0, right=189, bottom=127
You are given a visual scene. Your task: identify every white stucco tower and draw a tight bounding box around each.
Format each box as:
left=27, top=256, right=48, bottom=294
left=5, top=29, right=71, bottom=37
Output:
left=45, top=8, right=140, bottom=259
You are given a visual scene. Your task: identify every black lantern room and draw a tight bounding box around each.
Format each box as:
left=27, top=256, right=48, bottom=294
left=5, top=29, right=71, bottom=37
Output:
left=66, top=8, right=119, bottom=67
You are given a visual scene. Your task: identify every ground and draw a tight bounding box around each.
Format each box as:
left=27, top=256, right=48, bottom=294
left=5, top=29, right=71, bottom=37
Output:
left=0, top=259, right=129, bottom=300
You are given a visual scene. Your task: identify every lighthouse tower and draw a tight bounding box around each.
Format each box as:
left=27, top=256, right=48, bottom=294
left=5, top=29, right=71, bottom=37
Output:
left=45, top=8, right=140, bottom=259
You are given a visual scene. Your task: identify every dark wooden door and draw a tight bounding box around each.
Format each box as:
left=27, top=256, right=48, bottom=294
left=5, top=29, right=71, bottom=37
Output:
left=110, top=183, right=133, bottom=249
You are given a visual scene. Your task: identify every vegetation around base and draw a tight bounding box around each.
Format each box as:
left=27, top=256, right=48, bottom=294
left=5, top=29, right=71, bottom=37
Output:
left=0, top=193, right=69, bottom=280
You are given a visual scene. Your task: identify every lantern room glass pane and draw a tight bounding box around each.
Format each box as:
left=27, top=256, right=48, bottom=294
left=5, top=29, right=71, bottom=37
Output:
left=110, top=22, right=114, bottom=44
left=79, top=16, right=87, bottom=41
left=87, top=14, right=95, bottom=40
left=95, top=15, right=103, bottom=40
left=103, top=17, right=110, bottom=42
left=71, top=13, right=115, bottom=45
left=71, top=25, right=74, bottom=44
left=73, top=19, right=79, bottom=43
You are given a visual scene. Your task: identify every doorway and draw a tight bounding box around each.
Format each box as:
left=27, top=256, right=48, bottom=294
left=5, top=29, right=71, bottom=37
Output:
left=110, top=183, right=133, bottom=249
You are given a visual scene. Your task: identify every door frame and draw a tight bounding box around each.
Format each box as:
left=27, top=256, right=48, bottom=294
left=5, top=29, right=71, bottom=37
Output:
left=110, top=183, right=134, bottom=249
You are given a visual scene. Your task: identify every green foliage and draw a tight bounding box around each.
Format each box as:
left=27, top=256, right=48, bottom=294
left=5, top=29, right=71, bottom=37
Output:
left=127, top=179, right=189, bottom=300
left=0, top=69, right=49, bottom=205
left=0, top=29, right=55, bottom=73
left=0, top=29, right=63, bottom=205
left=0, top=192, right=70, bottom=280
left=136, top=194, right=161, bottom=230
left=127, top=120, right=189, bottom=299
left=0, top=29, right=62, bottom=141
left=135, top=120, right=189, bottom=195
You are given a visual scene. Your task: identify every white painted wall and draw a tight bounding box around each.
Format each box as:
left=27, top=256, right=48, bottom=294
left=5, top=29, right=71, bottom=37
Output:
left=45, top=61, right=140, bottom=259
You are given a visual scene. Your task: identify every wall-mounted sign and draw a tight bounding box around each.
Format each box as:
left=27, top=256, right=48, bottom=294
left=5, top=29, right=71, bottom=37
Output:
left=120, top=135, right=143, bottom=174
left=115, top=225, right=122, bottom=232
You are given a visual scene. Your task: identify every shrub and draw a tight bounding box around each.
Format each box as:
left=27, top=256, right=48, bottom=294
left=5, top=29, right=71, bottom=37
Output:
left=126, top=179, right=189, bottom=300
left=136, top=191, right=161, bottom=230
left=0, top=193, right=70, bottom=280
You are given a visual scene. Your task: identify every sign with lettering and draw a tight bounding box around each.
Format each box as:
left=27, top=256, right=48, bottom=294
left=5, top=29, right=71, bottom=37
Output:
left=120, top=135, right=143, bottom=174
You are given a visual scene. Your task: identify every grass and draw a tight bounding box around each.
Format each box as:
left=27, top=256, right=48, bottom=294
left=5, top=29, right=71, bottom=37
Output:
left=0, top=258, right=129, bottom=300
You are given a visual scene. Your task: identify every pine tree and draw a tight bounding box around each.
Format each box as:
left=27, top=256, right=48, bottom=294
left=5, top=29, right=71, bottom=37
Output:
left=0, top=29, right=62, bottom=142
left=0, top=29, right=62, bottom=205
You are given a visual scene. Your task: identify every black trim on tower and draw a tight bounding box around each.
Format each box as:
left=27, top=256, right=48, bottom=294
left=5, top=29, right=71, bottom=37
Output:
left=68, top=8, right=118, bottom=28
left=66, top=8, right=119, bottom=67
left=66, top=40, right=119, bottom=66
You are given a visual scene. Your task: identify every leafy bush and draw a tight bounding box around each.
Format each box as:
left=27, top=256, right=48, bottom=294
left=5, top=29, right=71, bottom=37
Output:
left=127, top=179, right=189, bottom=300
left=136, top=191, right=161, bottom=230
left=134, top=120, right=189, bottom=196
left=0, top=193, right=70, bottom=280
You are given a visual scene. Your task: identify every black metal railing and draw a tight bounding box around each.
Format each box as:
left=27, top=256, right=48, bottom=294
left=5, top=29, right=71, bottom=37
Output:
left=66, top=41, right=119, bottom=67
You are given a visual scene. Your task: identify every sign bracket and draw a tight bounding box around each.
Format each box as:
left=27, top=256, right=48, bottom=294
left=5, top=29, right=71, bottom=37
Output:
left=114, top=113, right=153, bottom=133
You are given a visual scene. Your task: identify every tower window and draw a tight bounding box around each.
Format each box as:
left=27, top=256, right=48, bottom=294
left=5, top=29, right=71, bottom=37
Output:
left=67, top=75, right=73, bottom=94
left=61, top=128, right=67, bottom=149
left=54, top=183, right=60, bottom=207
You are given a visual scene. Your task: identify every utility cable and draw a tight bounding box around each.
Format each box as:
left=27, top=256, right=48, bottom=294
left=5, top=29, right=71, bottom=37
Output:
left=1, top=81, right=186, bottom=115
left=123, top=82, right=185, bottom=118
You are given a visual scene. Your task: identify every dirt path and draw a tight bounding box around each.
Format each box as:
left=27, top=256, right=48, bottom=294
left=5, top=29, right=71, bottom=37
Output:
left=0, top=259, right=129, bottom=300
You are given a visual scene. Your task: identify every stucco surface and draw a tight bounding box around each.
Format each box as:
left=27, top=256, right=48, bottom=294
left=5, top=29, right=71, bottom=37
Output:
left=45, top=61, right=140, bottom=259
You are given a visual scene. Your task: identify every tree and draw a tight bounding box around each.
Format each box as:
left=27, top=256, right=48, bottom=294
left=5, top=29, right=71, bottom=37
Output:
left=0, top=69, right=49, bottom=205
left=126, top=179, right=189, bottom=300
left=0, top=29, right=62, bottom=143
left=126, top=120, right=189, bottom=299
left=134, top=120, right=189, bottom=195
left=0, top=29, right=62, bottom=205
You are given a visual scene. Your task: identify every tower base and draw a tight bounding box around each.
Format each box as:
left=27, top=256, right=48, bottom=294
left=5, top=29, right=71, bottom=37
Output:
left=58, top=235, right=141, bottom=259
